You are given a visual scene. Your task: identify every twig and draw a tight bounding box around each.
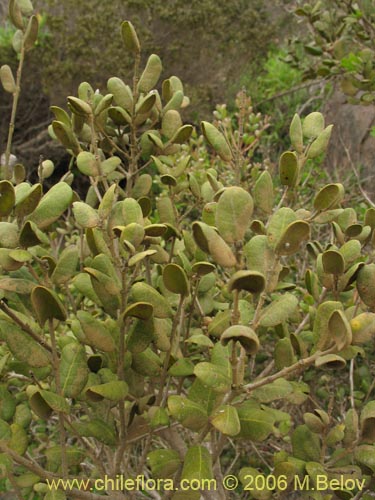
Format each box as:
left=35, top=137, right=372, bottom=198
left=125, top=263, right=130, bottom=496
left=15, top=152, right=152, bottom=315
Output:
left=339, top=134, right=375, bottom=208
left=244, top=345, right=337, bottom=393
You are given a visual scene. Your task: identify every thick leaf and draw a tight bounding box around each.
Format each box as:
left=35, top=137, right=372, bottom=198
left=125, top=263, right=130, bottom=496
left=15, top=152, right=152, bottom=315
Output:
left=163, top=263, right=189, bottom=296
left=0, top=319, right=50, bottom=367
left=292, top=424, right=321, bottom=461
left=360, top=401, right=375, bottom=444
left=77, top=311, right=115, bottom=352
left=181, top=446, right=213, bottom=482
left=350, top=313, right=375, bottom=344
left=31, top=286, right=67, bottom=326
left=313, top=183, right=344, bottom=211
left=210, top=405, right=241, bottom=436
left=356, top=264, right=375, bottom=310
left=127, top=318, right=154, bottom=353
left=259, top=293, right=298, bottom=327
left=252, top=379, right=293, bottom=403
left=221, top=325, right=259, bottom=355
left=289, top=113, right=303, bottom=152
left=275, top=220, right=310, bottom=256
left=0, top=181, right=15, bottom=216
left=192, top=222, right=236, bottom=268
left=131, top=282, right=172, bottom=318
left=314, top=301, right=343, bottom=350
left=228, top=270, right=265, bottom=294
left=279, top=151, right=299, bottom=187
left=147, top=449, right=181, bottom=479
left=73, top=202, right=99, bottom=228
left=74, top=418, right=117, bottom=446
left=267, top=208, right=297, bottom=249
left=236, top=402, right=275, bottom=441
left=60, top=343, right=88, bottom=398
left=28, top=182, right=73, bottom=229
left=354, top=445, right=375, bottom=472
left=215, top=187, right=253, bottom=243
left=168, top=395, right=207, bottom=431
left=51, top=246, right=79, bottom=285
left=201, top=121, right=232, bottom=161
left=253, top=171, right=273, bottom=213
left=86, top=381, right=128, bottom=402
left=194, top=362, right=231, bottom=393
left=302, top=112, right=324, bottom=138
left=328, top=310, right=352, bottom=351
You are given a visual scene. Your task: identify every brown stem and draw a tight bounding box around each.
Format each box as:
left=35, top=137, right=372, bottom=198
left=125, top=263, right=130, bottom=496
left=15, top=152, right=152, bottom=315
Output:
left=3, top=44, right=26, bottom=180
left=243, top=345, right=336, bottom=393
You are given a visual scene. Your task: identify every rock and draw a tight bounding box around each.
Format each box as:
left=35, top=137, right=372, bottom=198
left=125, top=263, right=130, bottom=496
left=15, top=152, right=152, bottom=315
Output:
left=323, top=90, right=375, bottom=195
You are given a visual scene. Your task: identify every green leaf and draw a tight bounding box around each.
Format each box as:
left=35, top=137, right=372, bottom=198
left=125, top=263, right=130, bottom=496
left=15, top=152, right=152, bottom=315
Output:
left=252, top=379, right=293, bottom=403
left=237, top=402, right=275, bottom=441
left=181, top=446, right=213, bottom=482
left=275, top=220, right=310, bottom=256
left=302, top=112, right=325, bottom=139
left=76, top=151, right=99, bottom=177
left=314, top=301, right=343, bottom=350
left=292, top=424, right=321, bottom=461
left=0, top=65, right=16, bottom=93
left=131, top=282, right=173, bottom=318
left=350, top=313, right=375, bottom=344
left=221, top=325, right=260, bottom=355
left=354, top=445, right=375, bottom=472
left=40, top=390, right=70, bottom=414
left=169, top=358, right=195, bottom=376
left=210, top=405, right=241, bottom=436
left=289, top=113, right=303, bottom=153
left=328, top=310, right=352, bottom=351
left=315, top=354, right=346, bottom=370
left=86, top=381, right=128, bottom=402
left=192, top=222, right=236, bottom=268
left=74, top=418, right=117, bottom=446
left=31, top=286, right=67, bottom=326
left=359, top=401, right=375, bottom=444
left=0, top=320, right=50, bottom=368
left=24, top=15, right=39, bottom=51
left=51, top=246, right=79, bottom=285
left=322, top=249, right=345, bottom=275
left=73, top=202, right=99, bottom=228
left=77, top=311, right=115, bottom=352
left=163, top=263, right=189, bottom=296
left=228, top=270, right=265, bottom=294
left=279, top=151, right=299, bottom=187
left=127, top=318, right=154, bottom=353
left=15, top=183, right=42, bottom=219
left=121, top=20, right=140, bottom=53
left=313, top=183, right=344, bottom=211
left=147, top=449, right=181, bottom=479
left=168, top=395, right=207, bottom=431
left=253, top=171, right=274, bottom=214
left=201, top=121, right=232, bottom=161
left=60, top=343, right=88, bottom=398
left=194, top=362, right=231, bottom=393
left=0, top=181, right=15, bottom=216
left=259, top=293, right=298, bottom=327
left=28, top=182, right=73, bottom=229
left=267, top=208, right=297, bottom=249
left=307, top=125, right=333, bottom=159
left=215, top=187, right=253, bottom=243
left=356, top=264, right=375, bottom=310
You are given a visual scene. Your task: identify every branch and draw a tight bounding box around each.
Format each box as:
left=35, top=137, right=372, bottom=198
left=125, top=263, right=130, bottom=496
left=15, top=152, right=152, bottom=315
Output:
left=0, top=443, right=110, bottom=500
left=243, top=346, right=336, bottom=393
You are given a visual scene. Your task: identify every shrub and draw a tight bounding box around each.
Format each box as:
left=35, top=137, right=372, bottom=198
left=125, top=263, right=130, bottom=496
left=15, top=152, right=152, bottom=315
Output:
left=0, top=2, right=375, bottom=500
